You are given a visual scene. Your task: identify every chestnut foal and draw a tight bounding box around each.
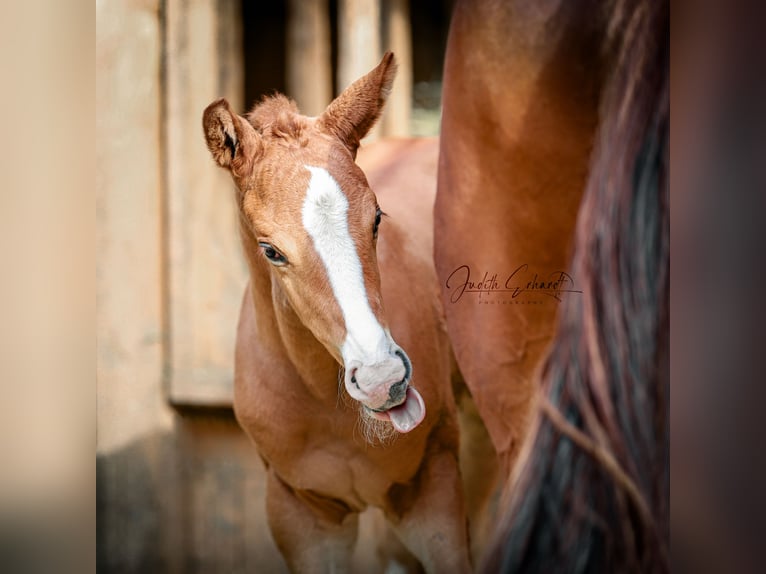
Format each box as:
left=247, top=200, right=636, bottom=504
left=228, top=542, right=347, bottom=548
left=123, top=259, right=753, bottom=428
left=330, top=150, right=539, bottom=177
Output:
left=203, top=53, right=470, bottom=573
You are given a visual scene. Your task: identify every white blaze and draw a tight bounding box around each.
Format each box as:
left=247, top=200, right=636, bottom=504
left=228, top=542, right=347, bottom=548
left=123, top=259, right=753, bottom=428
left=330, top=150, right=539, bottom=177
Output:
left=301, top=166, right=388, bottom=363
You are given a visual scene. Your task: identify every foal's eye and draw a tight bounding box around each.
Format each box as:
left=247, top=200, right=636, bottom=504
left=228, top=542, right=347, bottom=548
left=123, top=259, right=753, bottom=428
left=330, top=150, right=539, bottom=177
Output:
left=259, top=242, right=287, bottom=265
left=373, top=207, right=383, bottom=239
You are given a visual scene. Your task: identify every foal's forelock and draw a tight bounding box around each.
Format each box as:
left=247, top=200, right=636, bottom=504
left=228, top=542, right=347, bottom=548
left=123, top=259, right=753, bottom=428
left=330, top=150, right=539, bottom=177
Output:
left=301, top=166, right=389, bottom=361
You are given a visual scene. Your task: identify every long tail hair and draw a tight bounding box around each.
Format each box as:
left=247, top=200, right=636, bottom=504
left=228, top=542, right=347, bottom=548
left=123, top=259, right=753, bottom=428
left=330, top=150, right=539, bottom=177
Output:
left=482, top=0, right=669, bottom=571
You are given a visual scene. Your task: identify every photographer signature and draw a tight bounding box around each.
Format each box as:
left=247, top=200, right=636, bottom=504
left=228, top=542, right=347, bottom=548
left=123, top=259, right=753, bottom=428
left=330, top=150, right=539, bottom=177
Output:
left=445, top=264, right=582, bottom=303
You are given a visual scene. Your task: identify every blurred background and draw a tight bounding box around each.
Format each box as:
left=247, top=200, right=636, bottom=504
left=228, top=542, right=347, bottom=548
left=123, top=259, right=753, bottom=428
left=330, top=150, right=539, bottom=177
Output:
left=97, top=0, right=452, bottom=571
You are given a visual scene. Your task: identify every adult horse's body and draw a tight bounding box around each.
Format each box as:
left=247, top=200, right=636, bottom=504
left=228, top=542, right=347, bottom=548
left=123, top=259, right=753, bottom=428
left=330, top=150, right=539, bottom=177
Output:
left=434, top=0, right=669, bottom=571
left=435, top=0, right=607, bottom=472
left=483, top=0, right=669, bottom=569
left=203, top=55, right=470, bottom=573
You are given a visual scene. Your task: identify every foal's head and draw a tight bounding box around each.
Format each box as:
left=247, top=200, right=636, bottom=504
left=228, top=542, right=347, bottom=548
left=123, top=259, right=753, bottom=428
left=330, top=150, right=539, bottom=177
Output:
left=202, top=53, right=425, bottom=434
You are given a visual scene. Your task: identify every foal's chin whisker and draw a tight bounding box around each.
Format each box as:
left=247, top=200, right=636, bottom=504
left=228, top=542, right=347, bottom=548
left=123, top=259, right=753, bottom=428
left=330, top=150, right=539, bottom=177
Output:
left=357, top=406, right=398, bottom=446
left=336, top=367, right=399, bottom=445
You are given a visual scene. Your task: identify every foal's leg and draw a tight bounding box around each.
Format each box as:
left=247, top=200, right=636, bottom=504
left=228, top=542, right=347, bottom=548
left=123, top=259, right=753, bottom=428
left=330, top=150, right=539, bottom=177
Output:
left=386, top=449, right=472, bottom=574
left=353, top=507, right=423, bottom=573
left=265, top=470, right=358, bottom=573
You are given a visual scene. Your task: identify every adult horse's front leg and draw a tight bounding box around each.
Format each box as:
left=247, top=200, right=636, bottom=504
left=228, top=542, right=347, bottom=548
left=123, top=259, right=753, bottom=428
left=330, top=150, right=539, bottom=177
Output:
left=265, top=470, right=358, bottom=574
left=386, top=447, right=472, bottom=573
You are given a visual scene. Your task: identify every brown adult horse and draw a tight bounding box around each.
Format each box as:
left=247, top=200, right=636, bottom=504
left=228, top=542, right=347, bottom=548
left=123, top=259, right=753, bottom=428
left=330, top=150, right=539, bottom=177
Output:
left=435, top=1, right=608, bottom=475
left=437, top=0, right=669, bottom=571
left=202, top=54, right=470, bottom=573
left=483, top=0, right=669, bottom=569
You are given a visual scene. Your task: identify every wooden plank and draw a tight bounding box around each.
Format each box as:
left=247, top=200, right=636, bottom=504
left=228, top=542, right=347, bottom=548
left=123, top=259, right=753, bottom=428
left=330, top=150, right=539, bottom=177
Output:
left=338, top=0, right=382, bottom=141
left=286, top=0, right=332, bottom=116
left=382, top=0, right=412, bottom=136
left=97, top=1, right=181, bottom=570
left=96, top=0, right=172, bottom=457
left=165, top=0, right=247, bottom=406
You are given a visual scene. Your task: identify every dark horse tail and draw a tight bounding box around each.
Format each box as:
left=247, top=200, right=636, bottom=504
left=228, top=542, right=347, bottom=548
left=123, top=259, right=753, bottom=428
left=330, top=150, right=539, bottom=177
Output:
left=482, top=0, right=669, bottom=572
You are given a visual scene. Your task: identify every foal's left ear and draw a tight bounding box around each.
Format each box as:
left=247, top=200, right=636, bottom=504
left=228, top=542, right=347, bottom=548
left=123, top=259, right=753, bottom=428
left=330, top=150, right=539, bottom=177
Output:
left=318, top=52, right=397, bottom=158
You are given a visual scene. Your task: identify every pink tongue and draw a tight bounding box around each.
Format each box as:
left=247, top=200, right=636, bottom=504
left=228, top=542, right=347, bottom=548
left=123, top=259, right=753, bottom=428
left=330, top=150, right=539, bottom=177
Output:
left=388, top=387, right=426, bottom=433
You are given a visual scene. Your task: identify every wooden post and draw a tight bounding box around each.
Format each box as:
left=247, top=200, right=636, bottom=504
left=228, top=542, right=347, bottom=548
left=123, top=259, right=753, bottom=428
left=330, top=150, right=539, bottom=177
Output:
left=286, top=0, right=332, bottom=116
left=97, top=0, right=180, bottom=569
left=338, top=0, right=381, bottom=141
left=382, top=0, right=412, bottom=137
left=165, top=0, right=247, bottom=405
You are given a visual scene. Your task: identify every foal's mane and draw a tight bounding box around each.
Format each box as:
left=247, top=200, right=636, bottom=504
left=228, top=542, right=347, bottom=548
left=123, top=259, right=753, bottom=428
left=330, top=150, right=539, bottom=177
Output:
left=247, top=94, right=310, bottom=145
left=483, top=0, right=669, bottom=571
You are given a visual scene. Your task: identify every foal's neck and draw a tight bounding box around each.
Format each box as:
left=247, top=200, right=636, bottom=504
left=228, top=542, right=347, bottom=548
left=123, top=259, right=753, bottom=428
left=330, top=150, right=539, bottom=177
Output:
left=240, top=222, right=341, bottom=405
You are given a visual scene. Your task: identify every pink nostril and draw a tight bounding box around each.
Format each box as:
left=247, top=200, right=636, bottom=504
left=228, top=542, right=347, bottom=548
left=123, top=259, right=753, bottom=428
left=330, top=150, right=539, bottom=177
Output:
left=350, top=367, right=358, bottom=387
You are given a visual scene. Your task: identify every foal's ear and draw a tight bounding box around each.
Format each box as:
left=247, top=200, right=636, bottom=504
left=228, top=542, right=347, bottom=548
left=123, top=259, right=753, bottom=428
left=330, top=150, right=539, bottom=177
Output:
left=202, top=98, right=261, bottom=177
left=318, top=52, right=397, bottom=158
